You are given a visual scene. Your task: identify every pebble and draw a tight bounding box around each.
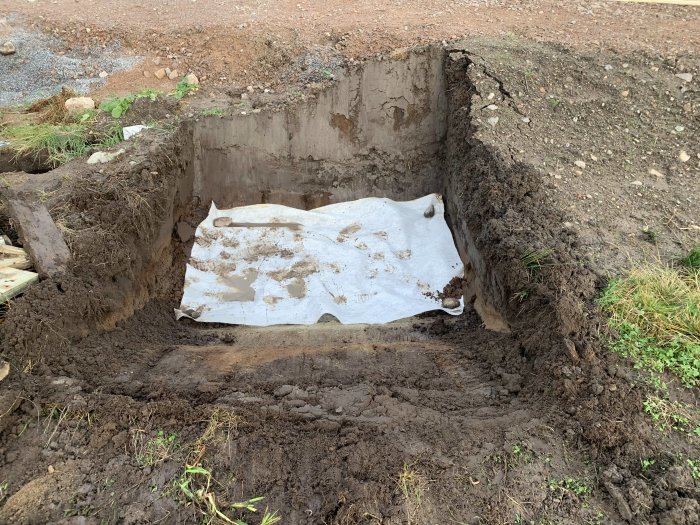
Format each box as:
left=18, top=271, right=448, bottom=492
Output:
left=675, top=73, right=693, bottom=83
left=143, top=70, right=151, bottom=78
left=679, top=150, right=690, bottom=163
left=185, top=72, right=199, bottom=85
left=98, top=70, right=108, bottom=78
left=167, top=69, right=179, bottom=80
left=48, top=465, right=55, bottom=473
left=486, top=104, right=498, bottom=111
left=64, top=96, right=95, bottom=114
left=442, top=298, right=460, bottom=309
left=574, top=160, right=586, bottom=169
left=154, top=68, right=166, bottom=79
left=604, top=64, right=613, bottom=71
left=620, top=90, right=629, bottom=97
left=675, top=125, right=685, bottom=132
left=0, top=359, right=8, bottom=383
left=487, top=116, right=499, bottom=127
left=521, top=117, right=530, bottom=123
left=246, top=85, right=254, bottom=93
left=630, top=180, right=643, bottom=186
left=648, top=168, right=664, bottom=178
left=0, top=41, right=15, bottom=55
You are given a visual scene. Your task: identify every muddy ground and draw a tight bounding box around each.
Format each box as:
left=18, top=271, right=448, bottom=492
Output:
left=1, top=5, right=700, bottom=525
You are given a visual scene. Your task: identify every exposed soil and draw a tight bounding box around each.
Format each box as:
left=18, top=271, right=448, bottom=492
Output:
left=1, top=4, right=700, bottom=525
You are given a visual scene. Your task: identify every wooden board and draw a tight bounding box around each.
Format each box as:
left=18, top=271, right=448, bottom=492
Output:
left=0, top=245, right=31, bottom=270
left=0, top=267, right=39, bottom=302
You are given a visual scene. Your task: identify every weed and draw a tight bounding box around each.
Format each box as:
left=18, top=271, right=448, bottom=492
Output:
left=643, top=395, right=700, bottom=435
left=176, top=465, right=280, bottom=525
left=99, top=89, right=161, bottom=118
left=640, top=458, right=656, bottom=472
left=320, top=68, right=334, bottom=79
left=521, top=248, right=553, bottom=275
left=599, top=265, right=700, bottom=387
left=200, top=108, right=225, bottom=117
left=641, top=226, right=658, bottom=244
left=172, top=78, right=199, bottom=99
left=513, top=289, right=529, bottom=302
left=548, top=477, right=591, bottom=498
left=397, top=463, right=427, bottom=517
left=96, top=124, right=124, bottom=148
left=132, top=429, right=180, bottom=467
left=0, top=480, right=8, bottom=502
left=1, top=123, right=90, bottom=166
left=679, top=246, right=700, bottom=272
left=688, top=458, right=700, bottom=480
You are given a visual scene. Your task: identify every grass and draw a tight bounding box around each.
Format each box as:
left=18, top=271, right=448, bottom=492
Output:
left=1, top=123, right=90, bottom=166
left=643, top=395, right=700, bottom=436
left=200, top=108, right=225, bottom=117
left=598, top=257, right=700, bottom=387
left=397, top=463, right=427, bottom=524
left=175, top=465, right=280, bottom=525
left=132, top=429, right=180, bottom=467
left=680, top=246, right=700, bottom=271
left=99, top=88, right=161, bottom=118
left=521, top=248, right=553, bottom=277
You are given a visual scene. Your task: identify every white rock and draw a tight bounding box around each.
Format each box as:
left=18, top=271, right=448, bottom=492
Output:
left=0, top=359, right=9, bottom=383
left=185, top=73, right=199, bottom=85
left=98, top=70, right=108, bottom=78
left=521, top=117, right=530, bottom=123
left=675, top=125, right=685, bottom=132
left=487, top=116, right=499, bottom=127
left=0, top=41, right=15, bottom=55
left=675, top=73, right=693, bottom=83
left=486, top=104, right=498, bottom=111
left=168, top=69, right=179, bottom=80
left=648, top=168, right=664, bottom=178
left=604, top=64, right=613, bottom=71
left=64, top=96, right=95, bottom=114
left=679, top=151, right=690, bottom=163
left=87, top=149, right=125, bottom=164
left=574, top=160, right=586, bottom=169
left=630, top=180, right=643, bottom=186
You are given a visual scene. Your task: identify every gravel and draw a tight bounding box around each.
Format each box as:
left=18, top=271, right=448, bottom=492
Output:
left=0, top=21, right=139, bottom=107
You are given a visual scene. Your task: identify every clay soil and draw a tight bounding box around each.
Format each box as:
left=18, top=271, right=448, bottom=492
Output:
left=1, top=2, right=700, bottom=525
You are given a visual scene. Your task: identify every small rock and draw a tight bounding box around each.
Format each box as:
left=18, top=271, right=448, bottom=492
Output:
left=423, top=204, right=435, bottom=218
left=64, top=97, right=95, bottom=114
left=563, top=221, right=573, bottom=228
left=442, top=297, right=460, bottom=309
left=154, top=68, right=166, bottom=79
left=487, top=116, right=499, bottom=127
left=620, top=90, right=629, bottom=97
left=592, top=383, right=604, bottom=395
left=521, top=117, right=530, bottom=123
left=630, top=180, right=643, bottom=186
left=143, top=70, right=151, bottom=78
left=679, top=151, right=690, bottom=163
left=98, top=70, right=108, bottom=78
left=574, top=160, right=586, bottom=169
left=675, top=125, right=685, bottom=132
left=165, top=67, right=172, bottom=75
left=274, top=385, right=294, bottom=397
left=48, top=465, right=55, bottom=474
left=0, top=41, right=15, bottom=55
left=604, top=64, right=613, bottom=71
left=167, top=69, right=179, bottom=80
left=486, top=104, right=498, bottom=111
left=675, top=73, right=693, bottom=83
left=246, top=85, right=254, bottom=93
left=648, top=168, right=664, bottom=178
left=86, top=149, right=125, bottom=164
left=185, top=73, right=199, bottom=85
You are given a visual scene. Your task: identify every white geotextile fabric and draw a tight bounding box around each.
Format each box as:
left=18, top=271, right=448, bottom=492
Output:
left=176, top=194, right=464, bottom=326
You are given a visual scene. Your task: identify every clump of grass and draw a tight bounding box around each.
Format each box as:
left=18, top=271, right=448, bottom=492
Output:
left=599, top=263, right=700, bottom=387
left=1, top=123, right=90, bottom=166
left=679, top=246, right=700, bottom=272
left=175, top=465, right=280, bottom=525
left=132, top=429, right=180, bottom=467
left=397, top=463, right=427, bottom=523
left=643, top=395, right=700, bottom=436
left=521, top=248, right=553, bottom=275
left=25, top=86, right=78, bottom=123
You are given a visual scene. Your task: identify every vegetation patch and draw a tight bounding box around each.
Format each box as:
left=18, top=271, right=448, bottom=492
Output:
left=599, top=254, right=700, bottom=388
left=643, top=395, right=700, bottom=436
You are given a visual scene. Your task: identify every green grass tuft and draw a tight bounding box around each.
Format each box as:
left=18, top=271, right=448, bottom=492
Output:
left=172, top=78, right=198, bottom=100
left=1, top=123, right=90, bottom=166
left=680, top=246, right=700, bottom=271
left=599, top=264, right=700, bottom=387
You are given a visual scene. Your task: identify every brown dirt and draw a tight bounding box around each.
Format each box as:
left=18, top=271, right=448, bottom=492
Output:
left=1, top=3, right=700, bottom=525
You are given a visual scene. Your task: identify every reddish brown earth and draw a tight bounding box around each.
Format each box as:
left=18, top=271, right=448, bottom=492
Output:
left=1, top=2, right=700, bottom=525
